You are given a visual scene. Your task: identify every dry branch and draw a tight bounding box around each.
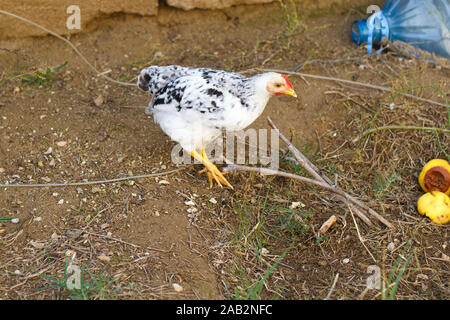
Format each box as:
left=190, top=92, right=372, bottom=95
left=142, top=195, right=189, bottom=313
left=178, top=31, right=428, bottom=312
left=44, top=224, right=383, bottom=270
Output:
left=226, top=118, right=393, bottom=229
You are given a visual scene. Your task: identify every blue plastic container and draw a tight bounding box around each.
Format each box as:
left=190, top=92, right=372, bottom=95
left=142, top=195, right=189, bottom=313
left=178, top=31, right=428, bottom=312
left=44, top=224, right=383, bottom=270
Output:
left=351, top=0, right=450, bottom=58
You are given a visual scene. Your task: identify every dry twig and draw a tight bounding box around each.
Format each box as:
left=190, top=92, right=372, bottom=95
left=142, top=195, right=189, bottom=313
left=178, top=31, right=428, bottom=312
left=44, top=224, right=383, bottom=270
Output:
left=225, top=118, right=393, bottom=229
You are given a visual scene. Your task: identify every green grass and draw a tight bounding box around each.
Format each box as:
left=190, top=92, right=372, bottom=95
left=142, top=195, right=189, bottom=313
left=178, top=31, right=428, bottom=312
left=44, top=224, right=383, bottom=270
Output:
left=276, top=203, right=310, bottom=239
left=228, top=187, right=308, bottom=299
left=243, top=248, right=290, bottom=300
left=1, top=61, right=68, bottom=89
left=373, top=163, right=401, bottom=200
left=40, top=258, right=123, bottom=300
left=381, top=239, right=414, bottom=300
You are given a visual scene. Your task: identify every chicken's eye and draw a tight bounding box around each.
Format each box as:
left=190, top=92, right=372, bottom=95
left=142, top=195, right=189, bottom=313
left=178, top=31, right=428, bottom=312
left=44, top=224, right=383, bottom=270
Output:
left=275, top=83, right=282, bottom=88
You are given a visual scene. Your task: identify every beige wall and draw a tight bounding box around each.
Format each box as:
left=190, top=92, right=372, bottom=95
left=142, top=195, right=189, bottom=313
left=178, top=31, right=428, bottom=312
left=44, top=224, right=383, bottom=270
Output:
left=0, top=0, right=375, bottom=40
left=0, top=0, right=158, bottom=40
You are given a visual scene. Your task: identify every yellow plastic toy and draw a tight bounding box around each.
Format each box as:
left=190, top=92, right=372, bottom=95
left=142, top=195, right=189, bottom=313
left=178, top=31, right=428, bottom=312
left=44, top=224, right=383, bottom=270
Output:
left=418, top=159, right=450, bottom=196
left=417, top=191, right=450, bottom=225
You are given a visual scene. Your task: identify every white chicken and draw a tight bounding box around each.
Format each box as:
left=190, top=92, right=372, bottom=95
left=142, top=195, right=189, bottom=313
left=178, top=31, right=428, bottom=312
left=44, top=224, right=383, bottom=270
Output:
left=138, top=65, right=297, bottom=189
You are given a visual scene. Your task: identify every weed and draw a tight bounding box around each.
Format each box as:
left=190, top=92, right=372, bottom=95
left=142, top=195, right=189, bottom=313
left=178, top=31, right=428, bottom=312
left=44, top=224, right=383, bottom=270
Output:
left=382, top=239, right=414, bottom=300
left=276, top=204, right=310, bottom=239
left=373, top=164, right=401, bottom=199
left=6, top=61, right=68, bottom=89
left=244, top=247, right=290, bottom=300
left=40, top=258, right=123, bottom=300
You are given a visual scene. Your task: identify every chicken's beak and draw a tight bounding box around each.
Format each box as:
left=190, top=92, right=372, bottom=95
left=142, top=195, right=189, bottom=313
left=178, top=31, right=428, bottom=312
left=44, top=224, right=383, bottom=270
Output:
left=282, top=88, right=297, bottom=98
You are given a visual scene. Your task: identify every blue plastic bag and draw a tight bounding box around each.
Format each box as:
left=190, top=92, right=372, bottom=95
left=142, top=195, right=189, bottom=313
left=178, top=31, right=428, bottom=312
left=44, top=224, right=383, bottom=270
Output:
left=351, top=0, right=450, bottom=59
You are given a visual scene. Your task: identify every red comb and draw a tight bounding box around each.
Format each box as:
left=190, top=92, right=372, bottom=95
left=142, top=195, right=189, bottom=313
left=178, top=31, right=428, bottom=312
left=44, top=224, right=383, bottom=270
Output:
left=281, top=74, right=293, bottom=89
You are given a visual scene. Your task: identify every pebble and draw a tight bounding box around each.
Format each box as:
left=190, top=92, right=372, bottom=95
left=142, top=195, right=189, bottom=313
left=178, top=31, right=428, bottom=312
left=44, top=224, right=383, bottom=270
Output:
left=98, top=254, right=111, bottom=263
left=44, top=147, right=53, bottom=155
left=33, top=217, right=42, bottom=222
left=289, top=201, right=304, bottom=209
left=187, top=207, right=198, bottom=213
left=172, top=283, right=183, bottom=293
left=184, top=200, right=195, bottom=206
left=65, top=250, right=76, bottom=258
left=94, top=95, right=104, bottom=107
left=342, top=258, right=350, bottom=264
left=387, top=242, right=395, bottom=252
left=58, top=199, right=64, bottom=205
left=30, top=240, right=46, bottom=249
left=56, top=141, right=67, bottom=147
left=159, top=180, right=170, bottom=185
left=91, top=186, right=102, bottom=194
left=0, top=168, right=5, bottom=173
left=209, top=198, right=217, bottom=204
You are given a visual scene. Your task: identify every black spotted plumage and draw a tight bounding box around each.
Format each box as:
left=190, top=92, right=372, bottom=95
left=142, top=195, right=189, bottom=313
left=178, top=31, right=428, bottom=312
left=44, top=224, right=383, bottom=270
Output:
left=138, top=65, right=295, bottom=153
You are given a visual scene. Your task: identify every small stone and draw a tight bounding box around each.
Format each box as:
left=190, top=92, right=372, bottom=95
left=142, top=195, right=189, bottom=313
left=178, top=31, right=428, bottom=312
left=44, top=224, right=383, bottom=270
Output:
left=52, top=192, right=59, bottom=197
left=33, top=217, right=42, bottom=222
left=44, top=147, right=53, bottom=155
left=76, top=187, right=83, bottom=194
left=187, top=207, right=198, bottom=213
left=184, top=200, right=195, bottom=206
left=98, top=254, right=111, bottom=263
left=65, top=250, right=76, bottom=258
left=0, top=168, right=5, bottom=173
left=387, top=242, right=395, bottom=252
left=172, top=283, right=183, bottom=293
left=209, top=198, right=217, bottom=204
left=30, top=240, right=46, bottom=249
left=91, top=186, right=102, bottom=194
left=153, top=51, right=163, bottom=59
left=37, top=161, right=44, bottom=168
left=40, top=114, right=47, bottom=120
left=42, top=177, right=51, bottom=182
left=289, top=201, right=304, bottom=209
left=49, top=158, right=56, bottom=167
left=14, top=269, right=21, bottom=275
left=94, top=95, right=104, bottom=107
left=254, top=183, right=263, bottom=188
left=159, top=180, right=170, bottom=185
left=58, top=199, right=64, bottom=205
left=100, top=223, right=109, bottom=230
left=342, top=258, right=350, bottom=264
left=56, top=141, right=67, bottom=147
left=0, top=229, right=5, bottom=235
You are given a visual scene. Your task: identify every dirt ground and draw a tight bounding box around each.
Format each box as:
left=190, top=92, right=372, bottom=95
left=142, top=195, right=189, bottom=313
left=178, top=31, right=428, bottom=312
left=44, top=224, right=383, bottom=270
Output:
left=0, top=1, right=449, bottom=300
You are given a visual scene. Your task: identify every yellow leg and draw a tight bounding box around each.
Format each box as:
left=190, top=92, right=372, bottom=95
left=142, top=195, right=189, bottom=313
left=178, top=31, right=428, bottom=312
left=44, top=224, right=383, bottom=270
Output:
left=190, top=150, right=233, bottom=189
